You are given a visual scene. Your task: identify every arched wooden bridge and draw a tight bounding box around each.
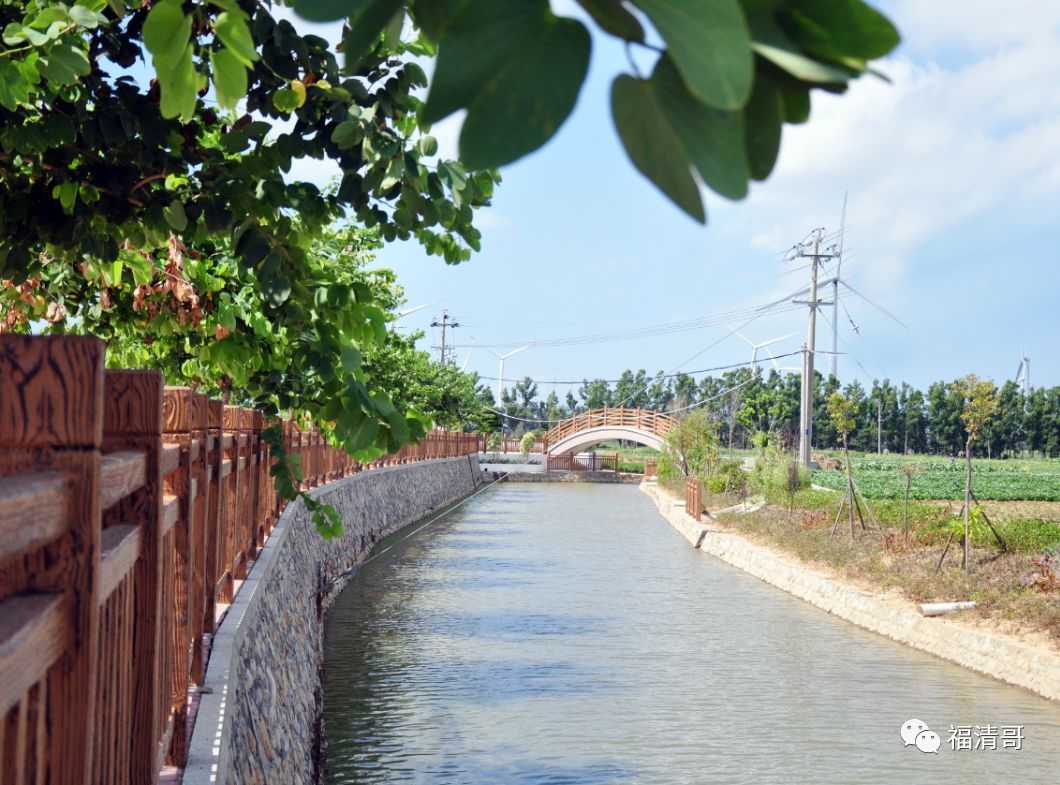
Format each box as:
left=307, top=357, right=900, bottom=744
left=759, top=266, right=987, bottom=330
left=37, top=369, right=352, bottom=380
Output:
left=543, top=408, right=675, bottom=456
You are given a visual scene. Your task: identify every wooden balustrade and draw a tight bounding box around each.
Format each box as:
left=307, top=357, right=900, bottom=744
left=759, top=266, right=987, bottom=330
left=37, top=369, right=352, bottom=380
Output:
left=545, top=452, right=619, bottom=473
left=685, top=477, right=703, bottom=522
left=0, top=336, right=481, bottom=785
left=542, top=407, right=675, bottom=448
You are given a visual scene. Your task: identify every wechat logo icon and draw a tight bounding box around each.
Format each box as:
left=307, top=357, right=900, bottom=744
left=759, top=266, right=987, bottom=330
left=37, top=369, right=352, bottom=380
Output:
left=901, top=719, right=941, bottom=754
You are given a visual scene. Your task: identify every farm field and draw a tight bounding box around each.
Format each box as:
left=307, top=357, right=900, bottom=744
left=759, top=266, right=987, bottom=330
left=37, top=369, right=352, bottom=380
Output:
left=813, top=454, right=1060, bottom=501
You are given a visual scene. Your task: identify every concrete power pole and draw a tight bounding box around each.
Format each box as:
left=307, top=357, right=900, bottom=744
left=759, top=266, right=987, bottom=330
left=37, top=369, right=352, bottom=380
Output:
left=794, top=229, right=835, bottom=468
left=831, top=192, right=847, bottom=379
left=430, top=310, right=460, bottom=365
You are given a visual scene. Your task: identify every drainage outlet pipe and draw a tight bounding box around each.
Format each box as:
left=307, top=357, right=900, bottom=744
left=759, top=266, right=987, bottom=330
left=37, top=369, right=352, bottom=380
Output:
left=919, top=601, right=977, bottom=617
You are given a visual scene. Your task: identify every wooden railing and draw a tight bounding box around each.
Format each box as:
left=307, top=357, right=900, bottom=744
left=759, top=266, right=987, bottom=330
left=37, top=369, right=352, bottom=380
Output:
left=543, top=407, right=675, bottom=449
left=0, top=336, right=479, bottom=785
left=486, top=436, right=546, bottom=454
left=685, top=477, right=703, bottom=522
left=545, top=452, right=619, bottom=472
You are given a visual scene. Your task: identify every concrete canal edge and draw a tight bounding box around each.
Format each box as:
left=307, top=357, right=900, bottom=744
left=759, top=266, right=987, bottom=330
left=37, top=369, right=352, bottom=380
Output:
left=183, top=456, right=484, bottom=785
left=641, top=482, right=1060, bottom=703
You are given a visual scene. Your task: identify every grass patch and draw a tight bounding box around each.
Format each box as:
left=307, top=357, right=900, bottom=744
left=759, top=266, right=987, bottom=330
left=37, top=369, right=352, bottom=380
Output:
left=708, top=494, right=1060, bottom=641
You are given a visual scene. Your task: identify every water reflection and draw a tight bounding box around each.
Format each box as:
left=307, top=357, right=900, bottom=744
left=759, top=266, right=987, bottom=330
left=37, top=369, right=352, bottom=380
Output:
left=323, top=484, right=1060, bottom=785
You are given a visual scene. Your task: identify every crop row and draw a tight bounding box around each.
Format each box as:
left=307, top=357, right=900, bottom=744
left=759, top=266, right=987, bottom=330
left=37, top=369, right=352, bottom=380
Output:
left=812, top=467, right=1060, bottom=501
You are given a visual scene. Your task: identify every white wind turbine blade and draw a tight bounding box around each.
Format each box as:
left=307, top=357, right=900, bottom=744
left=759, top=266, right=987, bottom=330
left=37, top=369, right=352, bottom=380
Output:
left=838, top=281, right=907, bottom=328
left=731, top=329, right=756, bottom=349
left=396, top=299, right=442, bottom=319
left=758, top=332, right=798, bottom=349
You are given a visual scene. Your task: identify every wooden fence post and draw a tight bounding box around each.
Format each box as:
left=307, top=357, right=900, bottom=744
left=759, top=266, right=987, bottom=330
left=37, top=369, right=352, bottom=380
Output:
left=0, top=335, right=105, bottom=785
left=203, top=400, right=224, bottom=631
left=188, top=394, right=210, bottom=684
left=102, top=370, right=166, bottom=784
left=161, top=387, right=196, bottom=766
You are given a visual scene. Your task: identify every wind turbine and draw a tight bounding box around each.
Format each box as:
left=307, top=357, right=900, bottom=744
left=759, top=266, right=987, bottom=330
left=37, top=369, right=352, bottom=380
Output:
left=483, top=345, right=529, bottom=407
left=1015, top=344, right=1031, bottom=396
left=395, top=299, right=442, bottom=319
left=731, top=329, right=797, bottom=372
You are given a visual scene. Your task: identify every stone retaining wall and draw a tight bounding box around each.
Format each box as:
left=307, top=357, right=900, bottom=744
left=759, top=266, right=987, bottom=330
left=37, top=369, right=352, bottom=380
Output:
left=183, top=456, right=483, bottom=785
left=642, top=482, right=1060, bottom=703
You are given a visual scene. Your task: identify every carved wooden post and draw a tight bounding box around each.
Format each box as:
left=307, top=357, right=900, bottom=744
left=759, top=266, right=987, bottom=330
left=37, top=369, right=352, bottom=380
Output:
left=188, top=394, right=210, bottom=684
left=203, top=400, right=224, bottom=630
left=162, top=387, right=194, bottom=766
left=0, top=335, right=104, bottom=785
left=102, top=370, right=166, bottom=784
left=221, top=406, right=241, bottom=597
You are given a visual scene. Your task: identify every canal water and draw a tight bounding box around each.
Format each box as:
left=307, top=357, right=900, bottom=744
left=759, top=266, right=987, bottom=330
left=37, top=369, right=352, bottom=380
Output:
left=322, top=483, right=1060, bottom=784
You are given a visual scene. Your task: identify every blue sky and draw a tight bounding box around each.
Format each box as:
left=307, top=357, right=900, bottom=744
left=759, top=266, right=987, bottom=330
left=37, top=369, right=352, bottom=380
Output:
left=290, top=1, right=1060, bottom=399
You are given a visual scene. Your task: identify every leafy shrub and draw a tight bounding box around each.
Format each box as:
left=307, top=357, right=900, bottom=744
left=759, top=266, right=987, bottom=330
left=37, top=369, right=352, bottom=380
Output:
left=705, top=459, right=744, bottom=494
left=751, top=446, right=809, bottom=504
left=519, top=430, right=538, bottom=458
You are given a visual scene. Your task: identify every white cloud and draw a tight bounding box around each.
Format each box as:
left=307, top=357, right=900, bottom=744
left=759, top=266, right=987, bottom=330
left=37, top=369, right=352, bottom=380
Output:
left=726, top=18, right=1060, bottom=305
left=885, top=0, right=1060, bottom=54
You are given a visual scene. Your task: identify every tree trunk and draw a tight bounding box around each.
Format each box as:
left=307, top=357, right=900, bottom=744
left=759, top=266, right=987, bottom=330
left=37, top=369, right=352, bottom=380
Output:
left=963, top=437, right=973, bottom=572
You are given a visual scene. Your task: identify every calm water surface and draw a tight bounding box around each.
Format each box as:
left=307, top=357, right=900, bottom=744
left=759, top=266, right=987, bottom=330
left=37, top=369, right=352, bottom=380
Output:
left=322, top=483, right=1060, bottom=784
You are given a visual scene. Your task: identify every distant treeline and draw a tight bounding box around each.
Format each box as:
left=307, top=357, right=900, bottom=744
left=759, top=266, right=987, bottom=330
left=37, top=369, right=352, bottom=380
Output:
left=496, top=368, right=1060, bottom=458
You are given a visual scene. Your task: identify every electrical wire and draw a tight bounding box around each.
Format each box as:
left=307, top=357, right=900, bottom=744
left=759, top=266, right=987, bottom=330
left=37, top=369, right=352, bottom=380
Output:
left=447, top=299, right=806, bottom=350
left=478, top=351, right=803, bottom=386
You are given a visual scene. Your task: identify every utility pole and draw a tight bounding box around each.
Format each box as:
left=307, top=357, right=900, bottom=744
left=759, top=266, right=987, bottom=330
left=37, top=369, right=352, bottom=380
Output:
left=430, top=310, right=460, bottom=365
left=792, top=229, right=835, bottom=468
left=832, top=192, right=847, bottom=380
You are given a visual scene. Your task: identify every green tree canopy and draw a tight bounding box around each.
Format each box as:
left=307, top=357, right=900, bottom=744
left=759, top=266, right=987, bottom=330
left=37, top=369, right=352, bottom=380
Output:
left=0, top=0, right=900, bottom=496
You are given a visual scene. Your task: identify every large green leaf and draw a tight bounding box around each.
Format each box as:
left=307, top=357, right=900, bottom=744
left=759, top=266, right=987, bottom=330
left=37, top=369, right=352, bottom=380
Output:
left=158, top=43, right=198, bottom=120
left=39, top=41, right=91, bottom=84
left=214, top=11, right=258, bottom=66
left=212, top=48, right=247, bottom=109
left=652, top=56, right=748, bottom=200
left=142, top=0, right=190, bottom=74
left=740, top=0, right=852, bottom=82
left=575, top=0, right=645, bottom=41
left=409, top=0, right=470, bottom=42
left=0, top=59, right=30, bottom=110
left=426, top=0, right=591, bottom=169
left=611, top=74, right=704, bottom=222
left=743, top=78, right=782, bottom=181
left=342, top=0, right=403, bottom=69
left=780, top=0, right=899, bottom=61
left=634, top=0, right=753, bottom=109
left=423, top=0, right=537, bottom=124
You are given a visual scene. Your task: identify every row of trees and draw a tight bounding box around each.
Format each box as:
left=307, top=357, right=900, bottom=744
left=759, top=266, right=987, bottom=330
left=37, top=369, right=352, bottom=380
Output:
left=495, top=367, right=1060, bottom=457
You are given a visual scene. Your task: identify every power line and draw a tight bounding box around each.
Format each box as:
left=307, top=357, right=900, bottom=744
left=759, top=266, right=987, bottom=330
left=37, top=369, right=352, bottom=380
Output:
left=480, top=351, right=803, bottom=387
left=448, top=299, right=806, bottom=350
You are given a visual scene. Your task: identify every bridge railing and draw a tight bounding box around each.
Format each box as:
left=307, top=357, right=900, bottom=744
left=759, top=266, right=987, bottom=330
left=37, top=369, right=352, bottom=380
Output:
left=0, top=335, right=479, bottom=785
left=543, top=407, right=676, bottom=449
left=545, top=452, right=619, bottom=472
left=485, top=435, right=547, bottom=454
